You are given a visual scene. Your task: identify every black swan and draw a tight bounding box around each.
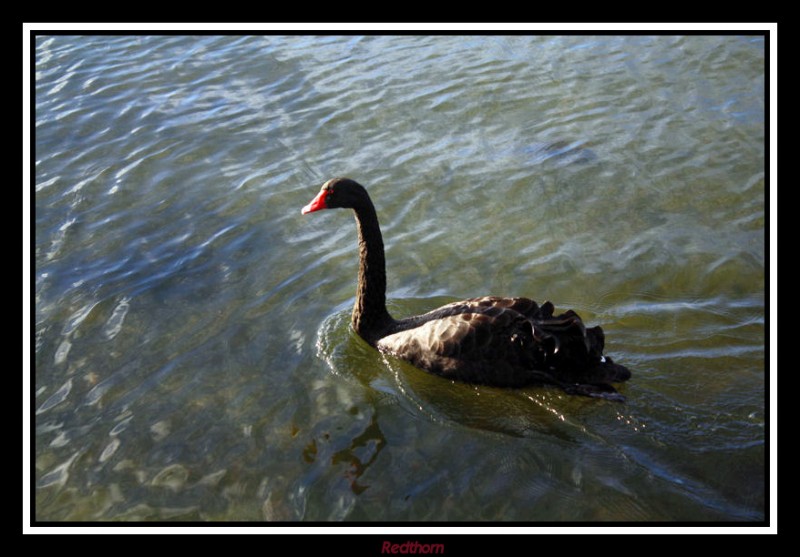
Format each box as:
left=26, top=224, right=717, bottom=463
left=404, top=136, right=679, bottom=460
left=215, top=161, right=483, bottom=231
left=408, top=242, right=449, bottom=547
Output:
left=301, top=178, right=631, bottom=401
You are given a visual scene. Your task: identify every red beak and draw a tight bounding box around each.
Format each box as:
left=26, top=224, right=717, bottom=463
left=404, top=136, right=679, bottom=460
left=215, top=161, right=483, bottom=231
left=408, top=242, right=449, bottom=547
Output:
left=301, top=189, right=329, bottom=214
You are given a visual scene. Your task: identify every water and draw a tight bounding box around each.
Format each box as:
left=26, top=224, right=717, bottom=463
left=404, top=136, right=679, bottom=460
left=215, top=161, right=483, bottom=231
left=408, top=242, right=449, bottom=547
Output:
left=31, top=34, right=766, bottom=522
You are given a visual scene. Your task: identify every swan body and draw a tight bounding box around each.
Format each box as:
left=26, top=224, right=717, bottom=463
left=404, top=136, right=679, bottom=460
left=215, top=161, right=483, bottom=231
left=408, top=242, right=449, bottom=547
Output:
left=302, top=178, right=630, bottom=401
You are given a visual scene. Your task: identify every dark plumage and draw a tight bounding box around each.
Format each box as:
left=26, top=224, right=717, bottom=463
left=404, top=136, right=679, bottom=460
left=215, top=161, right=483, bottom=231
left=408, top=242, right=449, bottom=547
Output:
left=302, top=178, right=631, bottom=401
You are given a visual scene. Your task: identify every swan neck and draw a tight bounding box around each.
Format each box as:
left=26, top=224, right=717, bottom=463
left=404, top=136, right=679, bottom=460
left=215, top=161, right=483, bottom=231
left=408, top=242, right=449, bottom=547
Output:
left=352, top=201, right=393, bottom=341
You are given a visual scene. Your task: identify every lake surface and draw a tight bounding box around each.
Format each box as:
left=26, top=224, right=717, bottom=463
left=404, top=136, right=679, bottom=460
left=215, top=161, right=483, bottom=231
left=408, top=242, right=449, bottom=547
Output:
left=31, top=34, right=767, bottom=523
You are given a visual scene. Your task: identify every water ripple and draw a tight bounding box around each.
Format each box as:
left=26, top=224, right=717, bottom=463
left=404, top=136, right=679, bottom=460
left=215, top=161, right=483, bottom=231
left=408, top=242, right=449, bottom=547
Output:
left=33, top=35, right=766, bottom=522
left=36, top=378, right=72, bottom=415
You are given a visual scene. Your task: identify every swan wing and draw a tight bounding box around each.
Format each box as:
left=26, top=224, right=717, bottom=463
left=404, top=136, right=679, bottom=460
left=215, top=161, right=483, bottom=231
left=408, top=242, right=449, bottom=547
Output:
left=377, top=304, right=549, bottom=387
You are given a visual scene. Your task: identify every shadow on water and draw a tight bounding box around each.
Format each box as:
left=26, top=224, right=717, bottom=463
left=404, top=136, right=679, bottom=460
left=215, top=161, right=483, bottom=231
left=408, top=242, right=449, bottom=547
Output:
left=312, top=301, right=764, bottom=522
left=302, top=411, right=386, bottom=497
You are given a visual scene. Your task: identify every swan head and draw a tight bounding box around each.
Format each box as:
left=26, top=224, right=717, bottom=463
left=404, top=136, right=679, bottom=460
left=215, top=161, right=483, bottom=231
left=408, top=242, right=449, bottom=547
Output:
left=301, top=178, right=368, bottom=214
